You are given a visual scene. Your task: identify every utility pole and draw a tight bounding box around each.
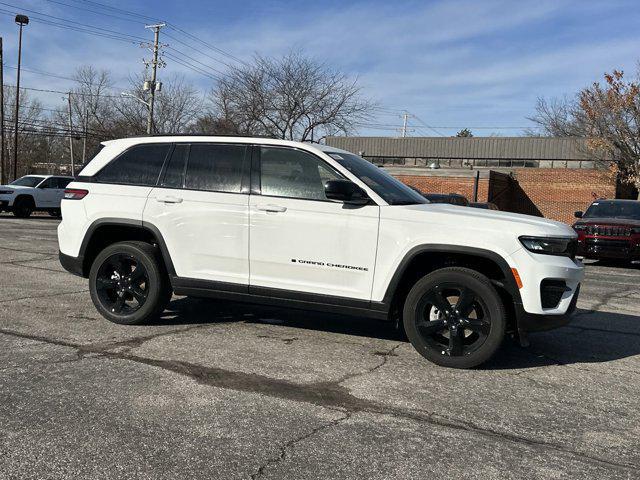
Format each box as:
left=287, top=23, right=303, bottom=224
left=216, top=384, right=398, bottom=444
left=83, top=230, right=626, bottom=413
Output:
left=144, top=23, right=165, bottom=135
left=67, top=92, right=74, bottom=176
left=82, top=102, right=88, bottom=164
left=13, top=14, right=29, bottom=180
left=0, top=37, right=5, bottom=184
left=401, top=111, right=409, bottom=138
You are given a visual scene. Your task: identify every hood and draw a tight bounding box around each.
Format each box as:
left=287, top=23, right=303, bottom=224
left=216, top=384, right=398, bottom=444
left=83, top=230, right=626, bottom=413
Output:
left=400, top=203, right=575, bottom=236
left=574, top=217, right=640, bottom=228
left=380, top=203, right=577, bottom=258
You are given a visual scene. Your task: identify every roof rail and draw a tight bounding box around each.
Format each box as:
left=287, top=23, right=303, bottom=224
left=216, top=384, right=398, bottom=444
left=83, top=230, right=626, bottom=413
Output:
left=123, top=133, right=277, bottom=139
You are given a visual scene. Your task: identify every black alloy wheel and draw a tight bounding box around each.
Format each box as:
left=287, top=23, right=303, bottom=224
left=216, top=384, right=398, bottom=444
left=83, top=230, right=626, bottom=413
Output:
left=89, top=241, right=171, bottom=325
left=403, top=267, right=506, bottom=368
left=415, top=283, right=490, bottom=357
left=95, top=253, right=149, bottom=316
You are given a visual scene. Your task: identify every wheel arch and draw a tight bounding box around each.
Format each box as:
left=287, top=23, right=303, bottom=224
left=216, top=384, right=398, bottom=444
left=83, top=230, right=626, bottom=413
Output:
left=13, top=193, right=35, bottom=206
left=78, top=218, right=175, bottom=278
left=382, top=245, right=522, bottom=331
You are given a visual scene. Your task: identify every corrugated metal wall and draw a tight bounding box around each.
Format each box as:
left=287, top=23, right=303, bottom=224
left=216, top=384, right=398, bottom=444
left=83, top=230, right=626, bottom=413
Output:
left=325, top=136, right=594, bottom=160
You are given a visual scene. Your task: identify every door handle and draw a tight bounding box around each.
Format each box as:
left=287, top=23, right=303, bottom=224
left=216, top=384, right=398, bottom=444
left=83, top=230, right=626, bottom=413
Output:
left=157, top=195, right=183, bottom=204
left=256, top=204, right=287, bottom=213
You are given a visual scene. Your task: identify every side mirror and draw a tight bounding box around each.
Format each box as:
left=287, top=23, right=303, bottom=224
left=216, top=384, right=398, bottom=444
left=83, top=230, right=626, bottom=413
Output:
left=324, top=179, right=369, bottom=205
left=574, top=211, right=583, bottom=218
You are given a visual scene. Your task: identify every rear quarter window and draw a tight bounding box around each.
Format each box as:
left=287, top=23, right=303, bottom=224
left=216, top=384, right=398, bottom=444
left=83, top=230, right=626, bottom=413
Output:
left=95, top=144, right=171, bottom=186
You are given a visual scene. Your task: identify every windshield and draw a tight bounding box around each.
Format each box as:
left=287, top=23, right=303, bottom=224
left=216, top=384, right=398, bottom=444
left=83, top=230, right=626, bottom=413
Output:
left=583, top=200, right=640, bottom=220
left=327, top=152, right=427, bottom=205
left=10, top=176, right=44, bottom=187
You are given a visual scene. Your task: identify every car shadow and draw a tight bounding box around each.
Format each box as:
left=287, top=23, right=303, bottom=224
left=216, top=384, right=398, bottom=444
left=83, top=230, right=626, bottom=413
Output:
left=151, top=298, right=640, bottom=369
left=150, top=296, right=403, bottom=341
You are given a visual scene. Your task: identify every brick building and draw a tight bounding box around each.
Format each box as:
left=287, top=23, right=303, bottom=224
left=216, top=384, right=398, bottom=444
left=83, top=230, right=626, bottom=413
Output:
left=326, top=136, right=618, bottom=224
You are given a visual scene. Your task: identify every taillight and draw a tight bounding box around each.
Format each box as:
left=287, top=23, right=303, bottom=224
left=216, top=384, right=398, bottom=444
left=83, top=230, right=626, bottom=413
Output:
left=64, top=188, right=88, bottom=200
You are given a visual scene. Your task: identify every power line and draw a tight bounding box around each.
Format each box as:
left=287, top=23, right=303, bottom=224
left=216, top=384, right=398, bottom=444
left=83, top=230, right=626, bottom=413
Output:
left=163, top=52, right=221, bottom=82
left=41, top=0, right=146, bottom=24
left=3, top=64, right=76, bottom=81
left=75, top=0, right=162, bottom=23
left=165, top=47, right=227, bottom=79
left=36, top=0, right=247, bottom=68
left=163, top=31, right=238, bottom=71
left=0, top=9, right=139, bottom=44
left=0, top=1, right=147, bottom=40
left=4, top=84, right=122, bottom=97
left=166, top=24, right=247, bottom=66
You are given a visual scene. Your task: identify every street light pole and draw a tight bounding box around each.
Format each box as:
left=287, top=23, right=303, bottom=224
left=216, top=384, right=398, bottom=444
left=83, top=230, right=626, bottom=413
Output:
left=12, top=14, right=28, bottom=181
left=0, top=36, right=5, bottom=184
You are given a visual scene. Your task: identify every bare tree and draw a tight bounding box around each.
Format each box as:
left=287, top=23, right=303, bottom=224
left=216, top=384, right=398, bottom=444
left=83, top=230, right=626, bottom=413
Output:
left=116, top=72, right=203, bottom=135
left=2, top=86, right=46, bottom=177
left=210, top=50, right=374, bottom=141
left=529, top=68, right=640, bottom=196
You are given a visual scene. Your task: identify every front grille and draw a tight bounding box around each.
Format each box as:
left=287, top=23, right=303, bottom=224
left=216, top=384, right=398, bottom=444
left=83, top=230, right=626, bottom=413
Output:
left=585, top=238, right=631, bottom=250
left=541, top=279, right=568, bottom=309
left=585, top=225, right=631, bottom=236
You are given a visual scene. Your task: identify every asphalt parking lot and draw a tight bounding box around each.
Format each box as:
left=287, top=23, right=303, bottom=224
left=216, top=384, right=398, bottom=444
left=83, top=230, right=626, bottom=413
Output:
left=1, top=215, right=639, bottom=479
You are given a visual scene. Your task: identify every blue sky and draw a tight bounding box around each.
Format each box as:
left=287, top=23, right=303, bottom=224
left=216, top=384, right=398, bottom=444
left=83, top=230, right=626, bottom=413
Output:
left=1, top=0, right=640, bottom=136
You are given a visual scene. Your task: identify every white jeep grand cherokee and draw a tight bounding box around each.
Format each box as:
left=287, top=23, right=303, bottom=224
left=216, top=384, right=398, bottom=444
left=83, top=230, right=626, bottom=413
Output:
left=0, top=175, right=74, bottom=217
left=58, top=136, right=584, bottom=368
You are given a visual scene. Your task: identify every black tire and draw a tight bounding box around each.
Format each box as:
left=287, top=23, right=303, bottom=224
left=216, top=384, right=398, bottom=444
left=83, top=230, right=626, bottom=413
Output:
left=12, top=196, right=34, bottom=218
left=89, top=241, right=172, bottom=325
left=49, top=209, right=61, bottom=218
left=403, top=267, right=506, bottom=368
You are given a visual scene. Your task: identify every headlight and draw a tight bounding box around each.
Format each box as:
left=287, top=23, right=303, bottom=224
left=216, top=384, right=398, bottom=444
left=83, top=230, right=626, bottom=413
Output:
left=519, top=236, right=577, bottom=257
left=0, top=190, right=13, bottom=195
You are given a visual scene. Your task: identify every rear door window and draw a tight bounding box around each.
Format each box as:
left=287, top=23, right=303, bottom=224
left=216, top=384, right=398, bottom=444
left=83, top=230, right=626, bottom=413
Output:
left=95, top=143, right=171, bottom=186
left=184, top=144, right=246, bottom=193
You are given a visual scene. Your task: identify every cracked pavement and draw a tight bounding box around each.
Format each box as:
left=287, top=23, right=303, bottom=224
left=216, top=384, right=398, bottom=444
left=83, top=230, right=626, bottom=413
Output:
left=1, top=215, right=639, bottom=479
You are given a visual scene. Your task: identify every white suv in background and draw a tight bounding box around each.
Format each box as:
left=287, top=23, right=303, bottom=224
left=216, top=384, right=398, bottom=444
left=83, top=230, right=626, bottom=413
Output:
left=57, top=136, right=584, bottom=368
left=0, top=175, right=74, bottom=217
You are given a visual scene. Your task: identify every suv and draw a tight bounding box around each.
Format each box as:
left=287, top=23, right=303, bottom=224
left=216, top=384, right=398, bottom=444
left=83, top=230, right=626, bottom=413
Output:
left=573, top=199, right=640, bottom=262
left=0, top=175, right=74, bottom=217
left=58, top=136, right=584, bottom=368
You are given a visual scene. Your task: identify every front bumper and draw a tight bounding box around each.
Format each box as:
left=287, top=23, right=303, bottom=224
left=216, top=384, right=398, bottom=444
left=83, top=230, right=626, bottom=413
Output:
left=515, top=284, right=580, bottom=333
left=0, top=200, right=9, bottom=211
left=59, top=251, right=85, bottom=277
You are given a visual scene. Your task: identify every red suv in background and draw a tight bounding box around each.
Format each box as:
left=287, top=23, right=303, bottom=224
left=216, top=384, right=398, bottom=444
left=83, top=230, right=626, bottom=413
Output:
left=573, top=199, right=640, bottom=263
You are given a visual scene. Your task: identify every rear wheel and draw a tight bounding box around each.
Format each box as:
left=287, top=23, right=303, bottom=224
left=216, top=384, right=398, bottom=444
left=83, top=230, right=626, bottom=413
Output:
left=89, top=241, right=171, bottom=325
left=48, top=208, right=61, bottom=218
left=12, top=197, right=34, bottom=218
left=403, top=267, right=506, bottom=368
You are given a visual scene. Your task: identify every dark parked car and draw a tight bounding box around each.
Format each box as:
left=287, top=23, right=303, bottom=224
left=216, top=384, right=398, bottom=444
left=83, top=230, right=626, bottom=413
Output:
left=422, top=193, right=469, bottom=207
left=573, top=199, right=640, bottom=262
left=469, top=202, right=499, bottom=210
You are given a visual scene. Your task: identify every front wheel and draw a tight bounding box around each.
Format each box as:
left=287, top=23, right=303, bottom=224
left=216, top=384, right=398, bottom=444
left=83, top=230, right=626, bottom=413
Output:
left=12, top=197, right=34, bottom=218
left=403, top=267, right=506, bottom=368
left=89, top=241, right=172, bottom=325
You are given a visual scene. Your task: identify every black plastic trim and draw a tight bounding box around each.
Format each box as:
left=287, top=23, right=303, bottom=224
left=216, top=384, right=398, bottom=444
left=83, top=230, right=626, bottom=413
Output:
left=382, top=244, right=523, bottom=305
left=171, top=276, right=388, bottom=320
left=517, top=284, right=580, bottom=332
left=75, top=218, right=177, bottom=277
left=59, top=251, right=84, bottom=277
